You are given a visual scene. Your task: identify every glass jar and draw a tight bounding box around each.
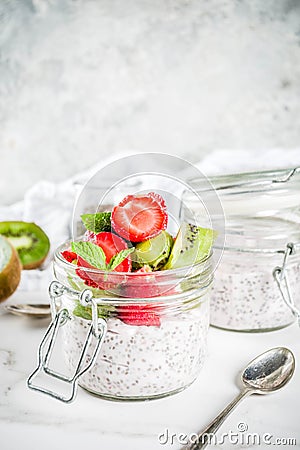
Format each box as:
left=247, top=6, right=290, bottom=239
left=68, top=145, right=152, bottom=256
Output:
left=183, top=167, right=300, bottom=332
left=211, top=217, right=300, bottom=331
left=27, top=241, right=213, bottom=402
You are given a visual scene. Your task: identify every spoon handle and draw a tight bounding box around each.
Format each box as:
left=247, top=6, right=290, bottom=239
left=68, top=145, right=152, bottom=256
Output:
left=187, top=389, right=252, bottom=450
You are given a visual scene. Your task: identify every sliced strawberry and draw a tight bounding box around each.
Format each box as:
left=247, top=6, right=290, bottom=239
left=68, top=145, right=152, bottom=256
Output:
left=148, top=191, right=167, bottom=210
left=119, top=304, right=161, bottom=326
left=83, top=230, right=95, bottom=241
left=110, top=267, right=161, bottom=331
left=76, top=267, right=100, bottom=288
left=76, top=232, right=131, bottom=290
left=123, top=267, right=158, bottom=298
left=86, top=231, right=131, bottom=272
left=111, top=193, right=168, bottom=242
left=124, top=283, right=160, bottom=299
left=61, top=250, right=77, bottom=263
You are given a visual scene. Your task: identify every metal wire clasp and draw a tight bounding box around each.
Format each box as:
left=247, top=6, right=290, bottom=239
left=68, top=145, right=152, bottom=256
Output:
left=27, top=281, right=107, bottom=403
left=273, top=243, right=300, bottom=327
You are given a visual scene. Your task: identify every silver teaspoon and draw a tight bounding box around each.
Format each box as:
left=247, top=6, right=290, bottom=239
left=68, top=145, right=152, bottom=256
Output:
left=186, top=347, right=295, bottom=450
left=5, top=304, right=51, bottom=318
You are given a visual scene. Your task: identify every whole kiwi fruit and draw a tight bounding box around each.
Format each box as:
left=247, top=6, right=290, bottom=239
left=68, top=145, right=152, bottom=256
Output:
left=0, top=235, right=22, bottom=302
left=0, top=221, right=50, bottom=270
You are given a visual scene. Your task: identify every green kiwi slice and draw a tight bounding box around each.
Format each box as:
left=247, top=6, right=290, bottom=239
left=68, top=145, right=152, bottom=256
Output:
left=163, top=222, right=216, bottom=270
left=0, top=221, right=50, bottom=270
left=0, top=235, right=22, bottom=302
left=134, top=230, right=173, bottom=270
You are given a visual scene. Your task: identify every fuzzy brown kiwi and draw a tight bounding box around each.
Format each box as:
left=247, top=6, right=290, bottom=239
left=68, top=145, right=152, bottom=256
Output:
left=0, top=236, right=22, bottom=302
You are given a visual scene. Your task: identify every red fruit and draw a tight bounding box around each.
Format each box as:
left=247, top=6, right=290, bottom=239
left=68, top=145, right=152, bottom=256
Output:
left=122, top=263, right=162, bottom=324
left=85, top=231, right=131, bottom=272
left=75, top=268, right=100, bottom=288
left=61, top=250, right=77, bottom=263
left=83, top=230, right=95, bottom=241
left=111, top=192, right=168, bottom=242
left=124, top=281, right=160, bottom=299
left=119, top=304, right=161, bottom=326
left=134, top=265, right=152, bottom=273
left=124, top=268, right=177, bottom=298
left=123, top=266, right=159, bottom=298
left=148, top=192, right=167, bottom=210
left=76, top=232, right=131, bottom=291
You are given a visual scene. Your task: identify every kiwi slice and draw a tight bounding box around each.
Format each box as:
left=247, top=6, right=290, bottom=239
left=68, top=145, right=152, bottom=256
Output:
left=134, top=230, right=173, bottom=270
left=0, top=221, right=50, bottom=270
left=163, top=223, right=216, bottom=270
left=0, top=236, right=22, bottom=302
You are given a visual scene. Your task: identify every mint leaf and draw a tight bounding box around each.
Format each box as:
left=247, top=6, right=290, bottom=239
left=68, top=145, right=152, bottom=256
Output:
left=73, top=301, right=115, bottom=320
left=71, top=241, right=107, bottom=270
left=71, top=241, right=134, bottom=272
left=107, top=247, right=134, bottom=271
left=81, top=212, right=111, bottom=232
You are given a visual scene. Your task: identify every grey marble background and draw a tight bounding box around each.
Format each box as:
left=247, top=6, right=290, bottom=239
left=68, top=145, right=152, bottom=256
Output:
left=0, top=0, right=300, bottom=205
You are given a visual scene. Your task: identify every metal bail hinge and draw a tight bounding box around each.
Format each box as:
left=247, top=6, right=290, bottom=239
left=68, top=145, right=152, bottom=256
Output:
left=273, top=243, right=300, bottom=327
left=27, top=287, right=107, bottom=403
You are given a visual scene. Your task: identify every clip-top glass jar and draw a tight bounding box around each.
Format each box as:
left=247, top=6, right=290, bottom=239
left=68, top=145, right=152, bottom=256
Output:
left=183, top=167, right=300, bottom=332
left=27, top=241, right=213, bottom=403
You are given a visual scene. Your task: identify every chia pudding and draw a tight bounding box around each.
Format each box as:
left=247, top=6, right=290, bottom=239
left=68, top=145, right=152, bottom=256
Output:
left=211, top=252, right=300, bottom=332
left=61, top=294, right=210, bottom=400
left=184, top=168, right=300, bottom=332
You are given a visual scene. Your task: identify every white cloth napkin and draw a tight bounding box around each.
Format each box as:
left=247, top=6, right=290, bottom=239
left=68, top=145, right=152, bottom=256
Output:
left=1, top=149, right=299, bottom=294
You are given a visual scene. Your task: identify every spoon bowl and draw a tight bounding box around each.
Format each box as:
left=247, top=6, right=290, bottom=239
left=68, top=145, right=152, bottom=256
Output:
left=242, top=347, right=295, bottom=393
left=5, top=304, right=51, bottom=319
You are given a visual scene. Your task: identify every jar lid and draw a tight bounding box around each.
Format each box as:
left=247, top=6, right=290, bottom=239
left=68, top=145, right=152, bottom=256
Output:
left=189, top=167, right=300, bottom=217
left=224, top=216, right=300, bottom=253
left=184, top=167, right=300, bottom=253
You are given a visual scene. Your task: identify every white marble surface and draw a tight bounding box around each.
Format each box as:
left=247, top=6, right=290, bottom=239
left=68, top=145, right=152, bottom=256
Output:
left=1, top=0, right=300, bottom=205
left=0, top=290, right=299, bottom=450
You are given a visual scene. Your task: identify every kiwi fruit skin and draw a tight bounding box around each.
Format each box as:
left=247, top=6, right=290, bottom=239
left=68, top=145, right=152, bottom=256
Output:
left=0, top=221, right=50, bottom=270
left=0, top=236, right=22, bottom=302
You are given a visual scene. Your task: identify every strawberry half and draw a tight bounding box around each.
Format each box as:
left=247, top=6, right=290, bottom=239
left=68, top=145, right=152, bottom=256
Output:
left=111, top=192, right=168, bottom=242
left=76, top=232, right=131, bottom=290
left=123, top=275, right=160, bottom=298
left=75, top=268, right=100, bottom=288
left=61, top=250, right=77, bottom=263
left=119, top=304, right=161, bottom=326
left=87, top=231, right=131, bottom=272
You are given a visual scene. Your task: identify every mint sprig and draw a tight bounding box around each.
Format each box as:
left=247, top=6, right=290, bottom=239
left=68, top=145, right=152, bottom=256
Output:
left=107, top=248, right=134, bottom=270
left=73, top=301, right=115, bottom=320
left=81, top=212, right=111, bottom=233
left=71, top=241, right=107, bottom=270
left=71, top=241, right=134, bottom=271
